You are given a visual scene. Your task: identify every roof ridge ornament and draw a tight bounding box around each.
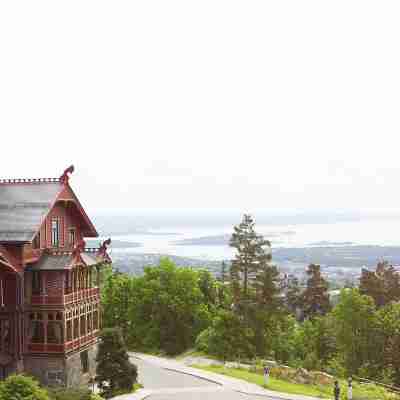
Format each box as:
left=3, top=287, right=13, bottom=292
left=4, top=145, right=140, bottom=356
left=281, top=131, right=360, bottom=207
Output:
left=60, top=165, right=75, bottom=184
left=98, top=238, right=112, bottom=258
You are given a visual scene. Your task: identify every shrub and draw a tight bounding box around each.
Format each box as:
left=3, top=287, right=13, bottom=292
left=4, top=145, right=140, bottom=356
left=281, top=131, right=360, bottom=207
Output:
left=0, top=374, right=49, bottom=400
left=96, top=328, right=138, bottom=398
left=48, top=387, right=97, bottom=400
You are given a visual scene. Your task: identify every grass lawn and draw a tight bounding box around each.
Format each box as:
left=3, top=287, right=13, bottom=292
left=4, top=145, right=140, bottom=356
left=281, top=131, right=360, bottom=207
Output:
left=192, top=365, right=399, bottom=400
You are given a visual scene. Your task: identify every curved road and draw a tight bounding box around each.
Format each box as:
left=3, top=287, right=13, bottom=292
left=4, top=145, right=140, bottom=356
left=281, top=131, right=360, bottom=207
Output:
left=131, top=356, right=279, bottom=400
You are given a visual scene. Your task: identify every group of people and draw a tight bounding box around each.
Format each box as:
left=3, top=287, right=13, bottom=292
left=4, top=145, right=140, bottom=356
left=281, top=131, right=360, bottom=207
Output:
left=262, top=366, right=353, bottom=400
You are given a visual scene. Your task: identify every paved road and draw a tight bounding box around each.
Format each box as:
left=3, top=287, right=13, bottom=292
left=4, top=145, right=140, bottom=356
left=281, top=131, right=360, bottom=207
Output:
left=131, top=356, right=276, bottom=400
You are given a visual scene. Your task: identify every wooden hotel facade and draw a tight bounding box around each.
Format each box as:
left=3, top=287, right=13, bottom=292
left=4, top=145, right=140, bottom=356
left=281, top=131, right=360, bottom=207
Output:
left=0, top=166, right=111, bottom=386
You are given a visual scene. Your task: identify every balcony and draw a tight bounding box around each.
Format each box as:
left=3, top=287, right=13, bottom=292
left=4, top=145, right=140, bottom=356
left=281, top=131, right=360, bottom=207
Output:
left=31, top=287, right=100, bottom=306
left=27, top=331, right=99, bottom=353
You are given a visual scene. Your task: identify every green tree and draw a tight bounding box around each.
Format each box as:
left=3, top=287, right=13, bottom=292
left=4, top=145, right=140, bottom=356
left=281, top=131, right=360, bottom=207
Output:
left=95, top=328, right=137, bottom=399
left=293, top=316, right=336, bottom=370
left=219, top=261, right=228, bottom=283
left=285, top=274, right=302, bottom=315
left=229, top=214, right=271, bottom=302
left=101, top=270, right=133, bottom=338
left=0, top=374, right=49, bottom=400
left=195, top=309, right=255, bottom=360
left=251, top=263, right=283, bottom=355
left=301, top=264, right=330, bottom=319
left=376, top=302, right=400, bottom=384
left=332, top=289, right=378, bottom=376
left=360, top=261, right=400, bottom=307
left=126, top=258, right=212, bottom=355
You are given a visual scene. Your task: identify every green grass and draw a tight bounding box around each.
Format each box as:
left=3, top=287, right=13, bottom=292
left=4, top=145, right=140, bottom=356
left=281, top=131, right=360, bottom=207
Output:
left=175, top=349, right=215, bottom=360
left=193, top=365, right=399, bottom=400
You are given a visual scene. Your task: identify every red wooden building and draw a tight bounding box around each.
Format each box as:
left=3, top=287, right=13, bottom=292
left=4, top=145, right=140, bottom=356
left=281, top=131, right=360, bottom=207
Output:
left=0, top=166, right=111, bottom=386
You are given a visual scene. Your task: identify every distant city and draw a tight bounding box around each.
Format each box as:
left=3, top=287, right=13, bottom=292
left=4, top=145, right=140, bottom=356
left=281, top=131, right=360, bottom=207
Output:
left=90, top=211, right=400, bottom=287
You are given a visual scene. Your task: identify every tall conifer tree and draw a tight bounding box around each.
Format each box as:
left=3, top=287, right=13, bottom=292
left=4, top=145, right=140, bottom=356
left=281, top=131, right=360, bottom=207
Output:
left=301, top=264, right=330, bottom=319
left=229, top=214, right=272, bottom=301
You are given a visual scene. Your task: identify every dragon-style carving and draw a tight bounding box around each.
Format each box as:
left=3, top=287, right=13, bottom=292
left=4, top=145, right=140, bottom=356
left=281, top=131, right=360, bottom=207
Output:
left=60, top=165, right=75, bottom=184
left=98, top=238, right=111, bottom=259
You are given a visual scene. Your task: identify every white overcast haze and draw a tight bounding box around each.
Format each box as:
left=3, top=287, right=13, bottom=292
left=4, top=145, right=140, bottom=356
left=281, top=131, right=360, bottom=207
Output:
left=1, top=1, right=400, bottom=216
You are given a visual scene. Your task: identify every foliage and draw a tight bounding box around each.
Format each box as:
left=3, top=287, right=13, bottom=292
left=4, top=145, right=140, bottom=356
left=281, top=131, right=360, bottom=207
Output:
left=285, top=275, right=302, bottom=315
left=376, top=302, right=400, bottom=385
left=301, top=264, right=331, bottom=319
left=48, top=387, right=102, bottom=400
left=360, top=261, right=400, bottom=307
left=0, top=374, right=49, bottom=400
left=102, top=258, right=216, bottom=355
left=128, top=258, right=213, bottom=354
left=101, top=271, right=133, bottom=338
left=100, top=214, right=400, bottom=388
left=229, top=214, right=272, bottom=301
left=195, top=309, right=255, bottom=360
left=332, top=289, right=379, bottom=376
left=95, top=328, right=137, bottom=399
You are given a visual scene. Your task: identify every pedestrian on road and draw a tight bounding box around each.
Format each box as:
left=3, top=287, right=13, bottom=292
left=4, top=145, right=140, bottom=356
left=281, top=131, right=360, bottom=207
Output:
left=334, top=380, right=340, bottom=400
left=348, top=377, right=352, bottom=400
left=263, top=366, right=270, bottom=386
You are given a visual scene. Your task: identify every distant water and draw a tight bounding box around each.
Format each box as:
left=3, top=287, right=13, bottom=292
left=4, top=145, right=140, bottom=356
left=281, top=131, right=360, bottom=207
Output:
left=108, top=218, right=400, bottom=261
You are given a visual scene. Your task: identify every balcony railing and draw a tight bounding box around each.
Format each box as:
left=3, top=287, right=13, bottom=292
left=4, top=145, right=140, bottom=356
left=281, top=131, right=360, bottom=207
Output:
left=27, top=331, right=99, bottom=353
left=31, top=287, right=100, bottom=306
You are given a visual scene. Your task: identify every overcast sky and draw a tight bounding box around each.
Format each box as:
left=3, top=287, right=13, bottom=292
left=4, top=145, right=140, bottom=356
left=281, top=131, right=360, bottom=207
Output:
left=1, top=1, right=400, bottom=215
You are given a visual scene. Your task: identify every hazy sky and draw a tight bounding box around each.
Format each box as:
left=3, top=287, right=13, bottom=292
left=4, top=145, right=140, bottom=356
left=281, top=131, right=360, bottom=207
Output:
left=1, top=1, right=400, bottom=215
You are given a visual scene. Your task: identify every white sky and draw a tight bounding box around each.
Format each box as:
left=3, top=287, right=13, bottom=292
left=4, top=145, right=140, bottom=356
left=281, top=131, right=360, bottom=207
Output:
left=1, top=1, right=400, bottom=214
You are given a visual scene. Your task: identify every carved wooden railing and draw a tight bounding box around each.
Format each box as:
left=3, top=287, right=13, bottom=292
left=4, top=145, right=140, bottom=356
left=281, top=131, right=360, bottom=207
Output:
left=27, top=330, right=99, bottom=353
left=31, top=287, right=100, bottom=306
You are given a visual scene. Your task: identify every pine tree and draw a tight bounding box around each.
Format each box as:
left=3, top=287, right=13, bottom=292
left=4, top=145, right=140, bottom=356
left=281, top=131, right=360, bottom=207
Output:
left=360, top=261, right=400, bottom=307
left=301, top=264, right=330, bottom=319
left=95, top=328, right=138, bottom=398
left=285, top=274, right=302, bottom=315
left=220, top=261, right=227, bottom=283
left=229, top=214, right=272, bottom=302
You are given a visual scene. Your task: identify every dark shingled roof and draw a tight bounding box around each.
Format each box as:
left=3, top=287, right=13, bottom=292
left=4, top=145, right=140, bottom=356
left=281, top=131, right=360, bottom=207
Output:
left=26, top=252, right=99, bottom=271
left=0, top=181, right=62, bottom=242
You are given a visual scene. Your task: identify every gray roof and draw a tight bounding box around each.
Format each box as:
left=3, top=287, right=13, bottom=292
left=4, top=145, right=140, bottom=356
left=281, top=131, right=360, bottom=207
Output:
left=26, top=252, right=99, bottom=271
left=0, top=181, right=62, bottom=242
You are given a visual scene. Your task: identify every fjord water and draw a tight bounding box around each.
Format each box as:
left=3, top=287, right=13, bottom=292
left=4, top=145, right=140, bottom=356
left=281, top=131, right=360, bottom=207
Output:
left=109, top=217, right=400, bottom=261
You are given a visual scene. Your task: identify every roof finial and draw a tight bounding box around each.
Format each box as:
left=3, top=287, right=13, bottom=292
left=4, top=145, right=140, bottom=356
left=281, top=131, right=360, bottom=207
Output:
left=60, top=165, right=74, bottom=184
left=98, top=238, right=112, bottom=257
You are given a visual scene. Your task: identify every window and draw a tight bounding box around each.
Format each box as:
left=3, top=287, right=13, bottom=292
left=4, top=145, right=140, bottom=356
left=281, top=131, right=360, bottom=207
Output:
left=66, top=320, right=72, bottom=342
left=51, top=218, right=60, bottom=247
left=80, top=315, right=86, bottom=336
left=31, top=321, right=44, bottom=343
left=32, top=271, right=41, bottom=295
left=68, top=228, right=76, bottom=247
left=47, top=322, right=63, bottom=344
left=80, top=350, right=89, bottom=373
left=0, top=320, right=10, bottom=352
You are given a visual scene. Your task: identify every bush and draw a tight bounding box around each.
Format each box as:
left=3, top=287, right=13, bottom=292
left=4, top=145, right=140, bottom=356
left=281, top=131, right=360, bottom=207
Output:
left=96, top=328, right=138, bottom=398
left=48, top=387, right=100, bottom=400
left=0, top=374, right=49, bottom=400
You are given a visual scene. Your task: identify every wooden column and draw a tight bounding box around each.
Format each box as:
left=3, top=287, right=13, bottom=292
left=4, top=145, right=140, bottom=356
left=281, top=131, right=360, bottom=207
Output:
left=41, top=272, right=46, bottom=295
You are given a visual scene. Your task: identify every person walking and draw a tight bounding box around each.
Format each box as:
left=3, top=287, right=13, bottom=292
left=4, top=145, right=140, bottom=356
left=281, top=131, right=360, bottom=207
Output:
left=334, top=380, right=340, bottom=400
left=263, top=365, right=270, bottom=386
left=348, top=377, right=353, bottom=400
